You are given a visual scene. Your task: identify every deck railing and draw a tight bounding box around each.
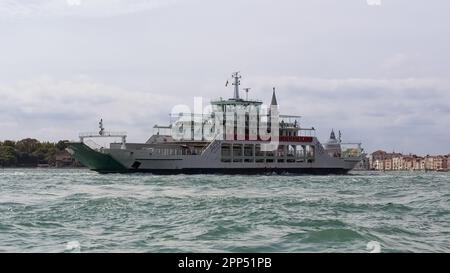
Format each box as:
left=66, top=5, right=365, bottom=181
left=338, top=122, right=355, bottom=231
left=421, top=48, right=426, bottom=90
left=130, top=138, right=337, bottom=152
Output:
left=340, top=143, right=364, bottom=158
left=79, top=131, right=127, bottom=138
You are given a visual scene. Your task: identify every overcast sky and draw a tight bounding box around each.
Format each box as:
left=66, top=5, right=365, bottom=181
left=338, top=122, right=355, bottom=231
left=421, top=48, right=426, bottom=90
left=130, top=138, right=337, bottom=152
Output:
left=0, top=0, right=449, bottom=154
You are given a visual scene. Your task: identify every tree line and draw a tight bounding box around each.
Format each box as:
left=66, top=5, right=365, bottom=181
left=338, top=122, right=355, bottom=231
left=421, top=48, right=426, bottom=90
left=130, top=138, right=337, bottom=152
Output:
left=0, top=138, right=69, bottom=167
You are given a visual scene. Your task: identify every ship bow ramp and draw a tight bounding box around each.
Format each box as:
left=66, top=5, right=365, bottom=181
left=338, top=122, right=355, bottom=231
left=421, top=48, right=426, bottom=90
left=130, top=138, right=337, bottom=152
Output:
left=66, top=142, right=127, bottom=173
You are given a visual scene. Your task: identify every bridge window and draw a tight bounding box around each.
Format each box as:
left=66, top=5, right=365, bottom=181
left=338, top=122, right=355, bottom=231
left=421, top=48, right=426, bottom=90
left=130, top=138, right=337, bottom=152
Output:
left=244, top=144, right=253, bottom=156
left=305, top=145, right=315, bottom=158
left=255, top=145, right=264, bottom=157
left=232, top=144, right=243, bottom=157
left=221, top=144, right=231, bottom=157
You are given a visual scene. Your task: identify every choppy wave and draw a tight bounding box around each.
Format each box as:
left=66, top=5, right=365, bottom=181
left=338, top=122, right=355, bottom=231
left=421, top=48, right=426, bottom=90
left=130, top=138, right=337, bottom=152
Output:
left=0, top=169, right=449, bottom=252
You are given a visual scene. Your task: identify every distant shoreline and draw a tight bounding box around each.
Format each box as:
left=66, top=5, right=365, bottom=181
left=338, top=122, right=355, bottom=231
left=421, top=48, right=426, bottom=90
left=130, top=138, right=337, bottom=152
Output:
left=1, top=167, right=448, bottom=173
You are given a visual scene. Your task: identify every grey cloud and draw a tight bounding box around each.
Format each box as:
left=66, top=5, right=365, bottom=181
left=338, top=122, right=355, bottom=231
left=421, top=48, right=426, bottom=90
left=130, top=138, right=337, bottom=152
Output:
left=0, top=0, right=179, bottom=18
left=0, top=0, right=449, bottom=155
left=245, top=77, right=450, bottom=154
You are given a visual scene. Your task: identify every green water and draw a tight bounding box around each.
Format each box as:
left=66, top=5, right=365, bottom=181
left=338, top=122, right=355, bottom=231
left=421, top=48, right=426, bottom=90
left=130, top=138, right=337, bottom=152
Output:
left=0, top=169, right=449, bottom=253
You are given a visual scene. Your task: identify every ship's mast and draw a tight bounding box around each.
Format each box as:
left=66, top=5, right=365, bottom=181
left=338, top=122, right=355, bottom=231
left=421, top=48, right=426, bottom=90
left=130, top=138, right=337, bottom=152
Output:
left=232, top=71, right=242, bottom=100
left=99, top=119, right=105, bottom=136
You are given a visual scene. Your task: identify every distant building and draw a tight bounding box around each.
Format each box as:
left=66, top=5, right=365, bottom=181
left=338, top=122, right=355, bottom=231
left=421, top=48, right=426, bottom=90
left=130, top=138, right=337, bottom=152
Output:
left=383, top=158, right=392, bottom=171
left=392, top=156, right=402, bottom=170
left=369, top=150, right=449, bottom=172
left=324, top=130, right=342, bottom=158
left=369, top=150, right=401, bottom=171
left=413, top=157, right=423, bottom=171
left=424, top=156, right=434, bottom=171
left=369, top=150, right=386, bottom=170
left=432, top=155, right=448, bottom=171
left=401, top=155, right=415, bottom=170
left=354, top=156, right=370, bottom=170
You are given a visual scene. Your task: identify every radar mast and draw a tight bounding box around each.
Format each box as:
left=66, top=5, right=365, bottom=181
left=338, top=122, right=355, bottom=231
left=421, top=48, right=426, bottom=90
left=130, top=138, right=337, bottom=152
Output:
left=231, top=71, right=242, bottom=100
left=99, top=119, right=105, bottom=136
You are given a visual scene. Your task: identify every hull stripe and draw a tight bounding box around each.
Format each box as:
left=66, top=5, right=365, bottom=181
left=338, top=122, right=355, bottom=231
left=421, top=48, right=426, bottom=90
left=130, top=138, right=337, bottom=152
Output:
left=96, top=168, right=350, bottom=175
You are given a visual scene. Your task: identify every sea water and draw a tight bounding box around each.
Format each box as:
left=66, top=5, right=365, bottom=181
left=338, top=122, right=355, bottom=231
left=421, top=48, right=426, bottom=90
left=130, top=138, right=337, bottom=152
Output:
left=0, top=169, right=449, bottom=253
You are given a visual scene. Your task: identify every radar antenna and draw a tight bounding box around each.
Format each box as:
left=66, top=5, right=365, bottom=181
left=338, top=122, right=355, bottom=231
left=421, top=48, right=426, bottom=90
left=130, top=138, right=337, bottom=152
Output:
left=99, top=119, right=105, bottom=136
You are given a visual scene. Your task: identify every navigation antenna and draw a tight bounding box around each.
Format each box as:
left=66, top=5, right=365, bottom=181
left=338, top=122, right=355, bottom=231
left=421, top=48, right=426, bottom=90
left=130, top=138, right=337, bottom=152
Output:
left=243, top=88, right=251, bottom=100
left=99, top=119, right=105, bottom=136
left=231, top=71, right=242, bottom=99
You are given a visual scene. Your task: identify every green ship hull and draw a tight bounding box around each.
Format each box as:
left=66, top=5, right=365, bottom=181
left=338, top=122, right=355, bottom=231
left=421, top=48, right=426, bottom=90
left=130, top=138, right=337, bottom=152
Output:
left=67, top=142, right=127, bottom=173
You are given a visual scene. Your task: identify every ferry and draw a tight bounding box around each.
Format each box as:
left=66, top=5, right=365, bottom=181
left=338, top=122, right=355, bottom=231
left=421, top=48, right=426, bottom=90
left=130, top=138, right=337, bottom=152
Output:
left=67, top=72, right=364, bottom=174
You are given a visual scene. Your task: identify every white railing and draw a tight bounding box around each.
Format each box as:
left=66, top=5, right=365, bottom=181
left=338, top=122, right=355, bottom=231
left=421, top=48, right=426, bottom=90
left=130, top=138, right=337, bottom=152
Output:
left=79, top=131, right=127, bottom=138
left=201, top=133, right=221, bottom=155
left=341, top=143, right=364, bottom=158
left=79, top=131, right=128, bottom=150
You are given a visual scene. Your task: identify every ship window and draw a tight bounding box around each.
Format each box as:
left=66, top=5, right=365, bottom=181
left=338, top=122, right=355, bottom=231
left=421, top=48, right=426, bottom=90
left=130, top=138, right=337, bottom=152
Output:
left=244, top=144, right=253, bottom=156
left=306, top=145, right=315, bottom=158
left=255, top=145, right=264, bottom=157
left=266, top=159, right=274, bottom=163
left=296, top=146, right=305, bottom=158
left=232, top=144, right=243, bottom=157
left=287, top=145, right=295, bottom=157
left=221, top=144, right=231, bottom=157
left=244, top=158, right=253, bottom=163
left=277, top=145, right=286, bottom=157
